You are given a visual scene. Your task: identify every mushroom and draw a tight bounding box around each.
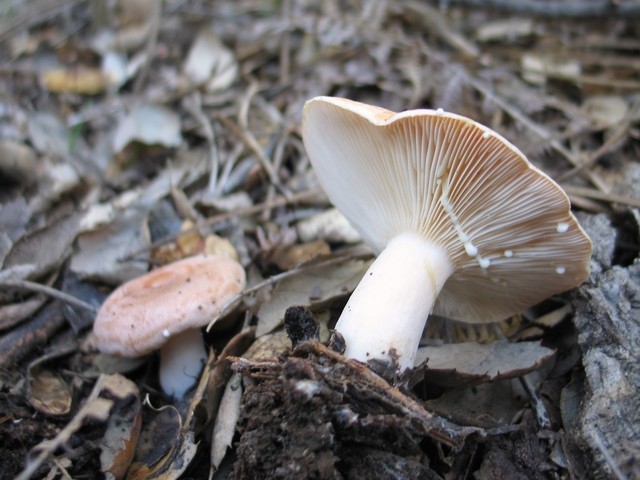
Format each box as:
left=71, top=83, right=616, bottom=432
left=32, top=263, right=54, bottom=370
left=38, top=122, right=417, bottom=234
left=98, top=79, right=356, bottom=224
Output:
left=93, top=254, right=246, bottom=398
left=302, top=96, right=592, bottom=371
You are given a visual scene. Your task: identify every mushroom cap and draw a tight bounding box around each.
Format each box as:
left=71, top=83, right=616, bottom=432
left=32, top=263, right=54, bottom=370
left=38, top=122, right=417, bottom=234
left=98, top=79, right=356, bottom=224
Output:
left=302, top=96, right=592, bottom=323
left=93, top=254, right=246, bottom=357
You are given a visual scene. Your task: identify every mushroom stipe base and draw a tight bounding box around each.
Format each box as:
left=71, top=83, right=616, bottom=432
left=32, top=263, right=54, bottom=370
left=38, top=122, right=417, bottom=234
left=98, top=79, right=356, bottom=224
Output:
left=335, top=232, right=453, bottom=371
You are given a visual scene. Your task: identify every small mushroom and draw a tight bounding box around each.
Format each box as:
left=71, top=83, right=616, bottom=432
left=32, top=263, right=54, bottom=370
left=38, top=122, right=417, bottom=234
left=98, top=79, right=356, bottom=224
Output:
left=93, top=254, right=246, bottom=398
left=302, top=97, right=592, bottom=371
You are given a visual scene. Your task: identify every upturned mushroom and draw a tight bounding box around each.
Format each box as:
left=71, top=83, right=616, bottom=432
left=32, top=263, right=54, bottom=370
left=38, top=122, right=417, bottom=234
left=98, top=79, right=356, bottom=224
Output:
left=302, top=96, right=592, bottom=371
left=93, top=254, right=246, bottom=398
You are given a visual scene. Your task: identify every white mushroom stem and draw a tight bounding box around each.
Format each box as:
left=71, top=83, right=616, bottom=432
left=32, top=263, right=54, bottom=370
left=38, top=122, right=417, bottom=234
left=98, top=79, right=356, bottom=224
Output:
left=335, top=232, right=453, bottom=371
left=159, top=328, right=208, bottom=398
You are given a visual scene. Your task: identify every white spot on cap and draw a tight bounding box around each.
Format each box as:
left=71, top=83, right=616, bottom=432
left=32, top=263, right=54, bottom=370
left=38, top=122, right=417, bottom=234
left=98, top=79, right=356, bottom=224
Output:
left=163, top=329, right=170, bottom=338
left=464, top=241, right=478, bottom=256
left=556, top=266, right=566, bottom=275
left=482, top=131, right=490, bottom=139
left=504, top=250, right=513, bottom=257
left=479, top=257, right=491, bottom=269
left=556, top=222, right=569, bottom=233
left=436, top=108, right=444, bottom=115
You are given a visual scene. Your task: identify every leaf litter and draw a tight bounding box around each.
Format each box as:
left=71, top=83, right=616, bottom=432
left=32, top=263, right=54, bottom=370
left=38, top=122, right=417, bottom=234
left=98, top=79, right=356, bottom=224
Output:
left=0, top=1, right=639, bottom=479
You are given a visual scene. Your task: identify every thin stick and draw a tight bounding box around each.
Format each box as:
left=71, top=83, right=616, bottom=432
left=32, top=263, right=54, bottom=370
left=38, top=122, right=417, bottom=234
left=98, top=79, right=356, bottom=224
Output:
left=561, top=185, right=640, bottom=209
left=0, top=280, right=98, bottom=313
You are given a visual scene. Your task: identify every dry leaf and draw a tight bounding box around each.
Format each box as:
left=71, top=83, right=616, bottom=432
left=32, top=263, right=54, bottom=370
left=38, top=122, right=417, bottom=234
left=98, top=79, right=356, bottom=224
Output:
left=4, top=212, right=83, bottom=280
left=27, top=112, right=70, bottom=157
left=184, top=28, right=238, bottom=91
left=210, top=372, right=243, bottom=473
left=476, top=18, right=534, bottom=43
left=270, top=239, right=331, bottom=270
left=70, top=211, right=150, bottom=285
left=521, top=53, right=581, bottom=85
left=0, top=139, right=38, bottom=181
left=256, top=258, right=373, bottom=337
left=99, top=378, right=142, bottom=479
left=426, top=379, right=528, bottom=428
left=126, top=404, right=182, bottom=479
left=42, top=68, right=109, bottom=95
left=296, top=208, right=362, bottom=244
left=583, top=95, right=628, bottom=127
left=204, top=234, right=239, bottom=261
left=112, top=104, right=183, bottom=153
left=27, top=352, right=74, bottom=416
left=415, top=340, right=555, bottom=387
left=128, top=350, right=212, bottom=479
left=243, top=331, right=291, bottom=361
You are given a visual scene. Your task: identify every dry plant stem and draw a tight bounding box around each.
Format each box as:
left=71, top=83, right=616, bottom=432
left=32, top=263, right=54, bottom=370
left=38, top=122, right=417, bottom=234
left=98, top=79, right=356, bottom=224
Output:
left=399, top=1, right=479, bottom=58
left=261, top=125, right=291, bottom=222
left=279, top=0, right=292, bottom=86
left=519, top=374, right=552, bottom=429
left=0, top=279, right=98, bottom=313
left=561, top=185, right=640, bottom=209
left=557, top=122, right=631, bottom=183
left=467, top=78, right=599, bottom=182
left=133, top=0, right=162, bottom=94
left=335, top=233, right=452, bottom=370
left=183, top=92, right=222, bottom=196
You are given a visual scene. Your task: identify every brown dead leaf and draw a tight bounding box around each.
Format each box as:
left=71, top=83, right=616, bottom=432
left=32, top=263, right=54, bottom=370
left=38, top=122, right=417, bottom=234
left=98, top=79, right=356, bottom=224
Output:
left=128, top=348, right=214, bottom=479
left=128, top=404, right=198, bottom=479
left=426, top=379, right=527, bottom=428
left=70, top=211, right=150, bottom=284
left=27, top=347, right=75, bottom=416
left=210, top=372, right=243, bottom=473
left=415, top=340, right=555, bottom=387
left=4, top=212, right=83, bottom=280
left=126, top=404, right=182, bottom=480
left=256, top=258, right=373, bottom=337
left=0, top=139, right=38, bottom=182
left=270, top=239, right=331, bottom=270
left=42, top=68, right=109, bottom=95
left=99, top=377, right=142, bottom=479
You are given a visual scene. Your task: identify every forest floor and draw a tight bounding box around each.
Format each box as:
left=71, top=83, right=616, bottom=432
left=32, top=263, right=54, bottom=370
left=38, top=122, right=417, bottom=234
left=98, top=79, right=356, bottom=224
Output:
left=0, top=1, right=639, bottom=479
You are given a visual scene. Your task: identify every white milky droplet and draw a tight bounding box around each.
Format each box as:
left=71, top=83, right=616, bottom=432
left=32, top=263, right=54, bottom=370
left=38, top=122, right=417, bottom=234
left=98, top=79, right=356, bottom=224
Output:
left=504, top=250, right=513, bottom=257
left=479, top=257, right=491, bottom=268
left=556, top=222, right=569, bottom=233
left=163, top=329, right=170, bottom=338
left=436, top=108, right=444, bottom=115
left=556, top=266, right=566, bottom=275
left=464, top=242, right=478, bottom=256
left=482, top=131, right=490, bottom=139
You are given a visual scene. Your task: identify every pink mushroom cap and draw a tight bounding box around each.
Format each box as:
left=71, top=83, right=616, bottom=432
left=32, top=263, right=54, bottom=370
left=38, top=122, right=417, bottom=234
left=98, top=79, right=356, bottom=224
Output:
left=93, top=254, right=246, bottom=357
